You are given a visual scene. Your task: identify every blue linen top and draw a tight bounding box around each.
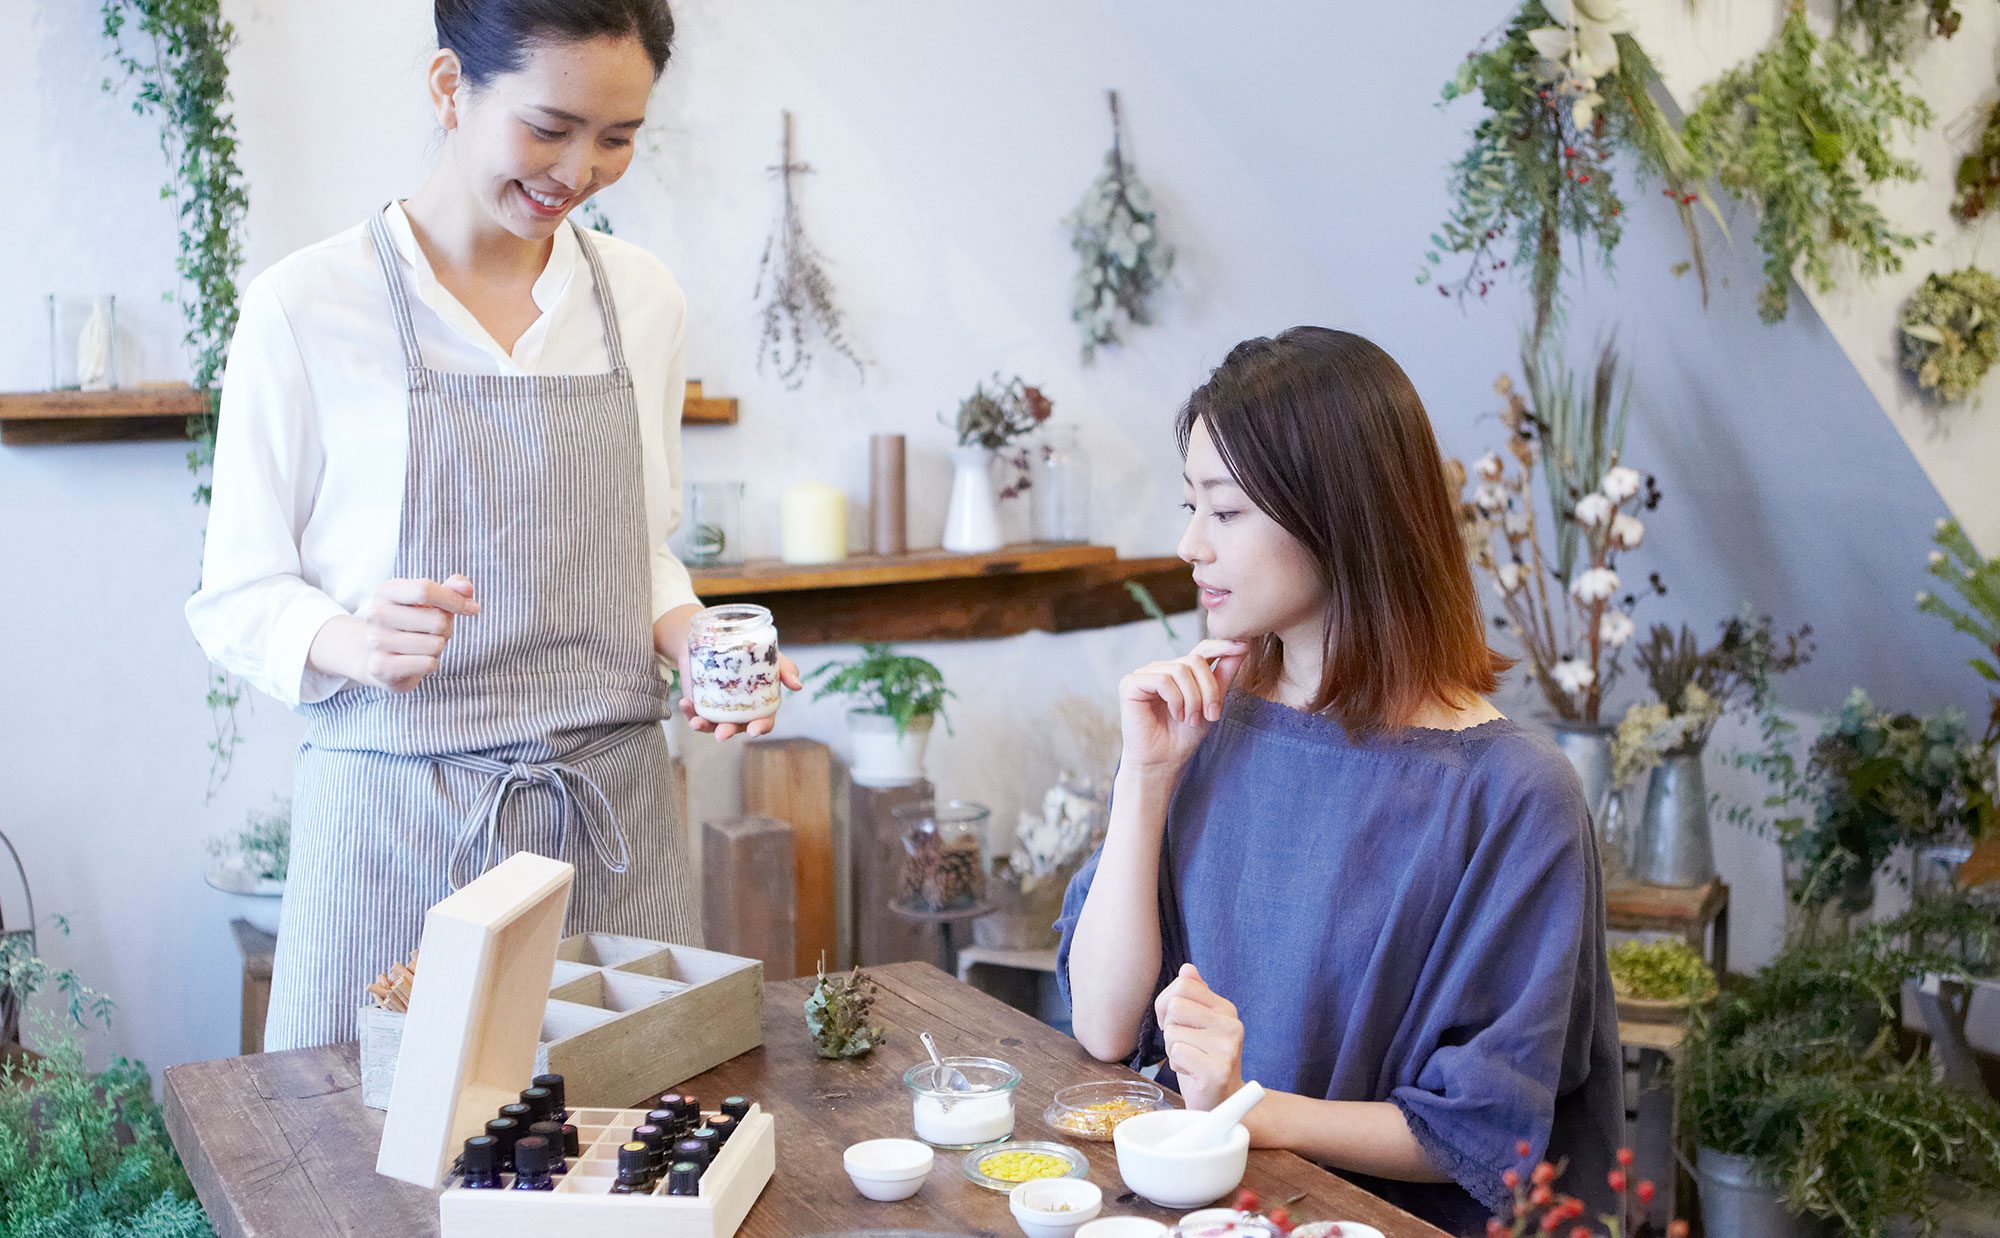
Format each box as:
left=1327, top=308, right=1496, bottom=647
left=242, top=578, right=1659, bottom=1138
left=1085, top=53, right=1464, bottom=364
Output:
left=1055, top=693, right=1624, bottom=1233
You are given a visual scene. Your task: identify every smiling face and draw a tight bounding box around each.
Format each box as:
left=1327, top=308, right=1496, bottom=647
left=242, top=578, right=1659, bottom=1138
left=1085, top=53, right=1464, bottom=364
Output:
left=1177, top=415, right=1331, bottom=649
left=432, top=34, right=654, bottom=240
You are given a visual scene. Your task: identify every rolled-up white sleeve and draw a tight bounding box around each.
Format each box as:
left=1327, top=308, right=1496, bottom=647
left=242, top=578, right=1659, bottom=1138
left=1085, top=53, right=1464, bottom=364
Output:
left=650, top=313, right=700, bottom=624
left=185, top=275, right=352, bottom=708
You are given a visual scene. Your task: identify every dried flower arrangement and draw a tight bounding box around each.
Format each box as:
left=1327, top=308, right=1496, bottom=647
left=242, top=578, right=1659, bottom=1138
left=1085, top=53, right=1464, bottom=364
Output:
left=803, top=952, right=884, bottom=1060
left=1456, top=338, right=1662, bottom=723
left=754, top=111, right=865, bottom=388
left=1952, top=99, right=2000, bottom=223
left=1682, top=2, right=1933, bottom=322
left=1423, top=1, right=1717, bottom=349
left=946, top=375, right=1054, bottom=499
left=1484, top=1142, right=1665, bottom=1238
left=1065, top=90, right=1173, bottom=361
left=1613, top=612, right=1813, bottom=790
left=1899, top=267, right=2000, bottom=403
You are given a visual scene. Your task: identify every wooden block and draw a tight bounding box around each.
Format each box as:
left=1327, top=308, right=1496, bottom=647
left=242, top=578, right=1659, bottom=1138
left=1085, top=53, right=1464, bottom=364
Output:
left=702, top=816, right=797, bottom=980
left=851, top=780, right=936, bottom=966
left=741, top=739, right=835, bottom=979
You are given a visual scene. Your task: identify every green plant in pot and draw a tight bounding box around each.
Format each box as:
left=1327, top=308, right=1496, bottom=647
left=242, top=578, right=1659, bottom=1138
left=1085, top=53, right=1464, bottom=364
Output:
left=1787, top=692, right=1994, bottom=937
left=808, top=645, right=952, bottom=789
left=202, top=797, right=289, bottom=936
left=1680, top=902, right=2000, bottom=1237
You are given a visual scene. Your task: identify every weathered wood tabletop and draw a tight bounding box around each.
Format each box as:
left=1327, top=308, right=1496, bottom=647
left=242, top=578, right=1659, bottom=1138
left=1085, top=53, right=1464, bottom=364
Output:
left=164, top=962, right=1446, bottom=1237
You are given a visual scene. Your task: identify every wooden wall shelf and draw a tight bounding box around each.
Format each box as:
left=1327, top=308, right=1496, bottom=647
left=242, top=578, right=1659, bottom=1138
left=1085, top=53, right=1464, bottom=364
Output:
left=1, top=378, right=737, bottom=445
left=689, top=543, right=1197, bottom=644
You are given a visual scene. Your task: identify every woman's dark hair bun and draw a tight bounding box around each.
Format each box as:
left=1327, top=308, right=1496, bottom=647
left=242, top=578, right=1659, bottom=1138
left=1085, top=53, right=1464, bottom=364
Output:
left=436, top=0, right=674, bottom=86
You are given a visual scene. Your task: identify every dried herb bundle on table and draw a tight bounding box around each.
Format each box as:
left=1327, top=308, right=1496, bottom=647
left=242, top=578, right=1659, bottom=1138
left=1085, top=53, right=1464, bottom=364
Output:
left=803, top=953, right=884, bottom=1060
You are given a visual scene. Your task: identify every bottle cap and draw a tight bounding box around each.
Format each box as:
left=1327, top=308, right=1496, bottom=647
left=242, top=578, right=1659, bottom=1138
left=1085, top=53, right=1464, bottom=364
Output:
left=708, top=1113, right=737, bottom=1145
left=616, top=1141, right=652, bottom=1179
left=484, top=1116, right=520, bottom=1154
left=560, top=1123, right=581, bottom=1157
left=667, top=1160, right=701, bottom=1195
left=721, top=1096, right=749, bottom=1121
left=673, top=1136, right=708, bottom=1168
left=528, top=1120, right=565, bottom=1159
left=497, top=1102, right=533, bottom=1127
left=533, top=1073, right=567, bottom=1111
left=519, top=1086, right=555, bottom=1125
left=462, top=1135, right=498, bottom=1177
left=513, top=1135, right=551, bottom=1177
left=632, top=1122, right=665, bottom=1150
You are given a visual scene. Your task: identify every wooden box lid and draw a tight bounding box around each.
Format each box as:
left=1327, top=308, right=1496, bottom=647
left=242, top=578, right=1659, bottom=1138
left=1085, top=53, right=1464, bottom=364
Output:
left=375, top=852, right=574, bottom=1189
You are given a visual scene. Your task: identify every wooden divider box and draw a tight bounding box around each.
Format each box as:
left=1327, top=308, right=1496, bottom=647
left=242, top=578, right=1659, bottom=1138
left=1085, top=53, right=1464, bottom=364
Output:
left=376, top=853, right=775, bottom=1238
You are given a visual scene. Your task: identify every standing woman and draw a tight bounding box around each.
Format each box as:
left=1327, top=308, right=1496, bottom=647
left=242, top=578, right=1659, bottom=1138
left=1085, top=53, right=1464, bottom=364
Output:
left=187, top=0, right=799, bottom=1051
left=1057, top=329, right=1621, bottom=1232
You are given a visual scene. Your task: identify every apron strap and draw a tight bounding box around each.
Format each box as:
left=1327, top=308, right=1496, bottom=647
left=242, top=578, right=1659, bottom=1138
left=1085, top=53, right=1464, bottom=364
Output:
left=366, top=206, right=428, bottom=379
left=435, top=723, right=652, bottom=889
left=571, top=225, right=630, bottom=375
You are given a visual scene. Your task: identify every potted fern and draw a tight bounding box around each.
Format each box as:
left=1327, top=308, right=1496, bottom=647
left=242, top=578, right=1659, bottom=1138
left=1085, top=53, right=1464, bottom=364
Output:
left=808, top=645, right=952, bottom=788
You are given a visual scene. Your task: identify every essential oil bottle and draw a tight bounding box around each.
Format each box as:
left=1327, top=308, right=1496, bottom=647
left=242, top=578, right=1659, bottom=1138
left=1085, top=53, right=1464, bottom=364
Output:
left=707, top=1113, right=737, bottom=1147
left=609, top=1141, right=653, bottom=1195
left=720, top=1096, right=750, bottom=1122
left=633, top=1122, right=667, bottom=1179
left=457, top=1135, right=503, bottom=1189
left=484, top=1117, right=521, bottom=1166
left=559, top=1123, right=581, bottom=1159
left=672, top=1136, right=709, bottom=1175
left=510, top=1136, right=556, bottom=1191
left=666, top=1159, right=701, bottom=1197
left=645, top=1107, right=679, bottom=1139
left=519, top=1086, right=556, bottom=1127
left=533, top=1073, right=569, bottom=1121
left=527, top=1121, right=568, bottom=1174
left=689, top=1125, right=721, bottom=1165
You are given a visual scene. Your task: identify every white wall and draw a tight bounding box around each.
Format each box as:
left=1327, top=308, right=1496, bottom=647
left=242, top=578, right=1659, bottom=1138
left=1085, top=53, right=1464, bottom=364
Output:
left=1, top=0, right=1989, bottom=1076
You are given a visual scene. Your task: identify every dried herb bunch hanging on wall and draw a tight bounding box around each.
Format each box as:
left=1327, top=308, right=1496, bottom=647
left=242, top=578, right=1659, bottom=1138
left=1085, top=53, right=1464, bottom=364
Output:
left=1424, top=1, right=1718, bottom=351
left=754, top=111, right=865, bottom=389
left=1065, top=90, right=1174, bottom=361
left=1683, top=1, right=1933, bottom=323
left=1835, top=0, right=1966, bottom=66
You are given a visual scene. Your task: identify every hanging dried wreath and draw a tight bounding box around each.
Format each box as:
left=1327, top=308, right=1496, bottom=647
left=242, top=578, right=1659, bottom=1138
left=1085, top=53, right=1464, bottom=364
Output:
left=753, top=111, right=865, bottom=388
left=1065, top=90, right=1173, bottom=361
left=1899, top=267, right=2000, bottom=403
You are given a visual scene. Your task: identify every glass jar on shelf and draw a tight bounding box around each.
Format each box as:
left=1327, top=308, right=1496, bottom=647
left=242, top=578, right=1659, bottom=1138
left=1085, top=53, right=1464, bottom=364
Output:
left=890, top=800, right=991, bottom=912
left=683, top=480, right=745, bottom=566
left=1031, top=425, right=1090, bottom=543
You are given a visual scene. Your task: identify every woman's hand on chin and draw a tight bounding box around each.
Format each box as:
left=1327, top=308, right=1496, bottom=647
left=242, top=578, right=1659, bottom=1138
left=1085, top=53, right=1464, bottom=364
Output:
left=1118, top=639, right=1250, bottom=778
left=1156, top=962, right=1245, bottom=1112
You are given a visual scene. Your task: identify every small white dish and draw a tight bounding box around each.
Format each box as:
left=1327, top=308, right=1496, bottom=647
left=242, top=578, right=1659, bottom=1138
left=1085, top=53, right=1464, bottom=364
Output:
left=1113, top=1109, right=1250, bottom=1210
left=1010, top=1177, right=1104, bottom=1238
left=1290, top=1226, right=1384, bottom=1238
left=1077, top=1219, right=1170, bottom=1238
left=843, top=1137, right=933, bottom=1202
left=1177, top=1209, right=1242, bottom=1228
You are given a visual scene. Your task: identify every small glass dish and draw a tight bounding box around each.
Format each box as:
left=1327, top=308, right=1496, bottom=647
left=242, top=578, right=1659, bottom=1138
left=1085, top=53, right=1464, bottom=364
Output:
left=902, top=1057, right=1021, bottom=1149
left=961, top=1140, right=1089, bottom=1193
left=1044, top=1080, right=1170, bottom=1142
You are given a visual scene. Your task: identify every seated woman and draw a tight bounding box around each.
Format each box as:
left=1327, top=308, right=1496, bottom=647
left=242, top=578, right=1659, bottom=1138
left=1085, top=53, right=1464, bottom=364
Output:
left=1057, top=327, right=1622, bottom=1233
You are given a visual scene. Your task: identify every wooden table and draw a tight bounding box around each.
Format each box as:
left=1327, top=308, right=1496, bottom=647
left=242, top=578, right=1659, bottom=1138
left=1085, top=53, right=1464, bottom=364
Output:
left=165, top=962, right=1445, bottom=1237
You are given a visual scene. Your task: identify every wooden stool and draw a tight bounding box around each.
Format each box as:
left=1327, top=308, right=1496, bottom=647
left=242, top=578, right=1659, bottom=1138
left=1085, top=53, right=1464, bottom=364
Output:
left=1606, top=878, right=1729, bottom=977
left=230, top=919, right=275, bottom=1056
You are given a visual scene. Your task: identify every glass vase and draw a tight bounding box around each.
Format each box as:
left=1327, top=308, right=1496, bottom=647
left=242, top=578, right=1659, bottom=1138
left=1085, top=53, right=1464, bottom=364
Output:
left=891, top=800, right=990, bottom=912
left=1031, top=425, right=1091, bottom=543
left=47, top=294, right=117, bottom=391
left=683, top=480, right=745, bottom=566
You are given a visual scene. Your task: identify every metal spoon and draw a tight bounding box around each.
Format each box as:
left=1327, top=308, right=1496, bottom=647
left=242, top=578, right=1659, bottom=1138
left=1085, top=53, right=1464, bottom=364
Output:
left=921, top=1031, right=972, bottom=1092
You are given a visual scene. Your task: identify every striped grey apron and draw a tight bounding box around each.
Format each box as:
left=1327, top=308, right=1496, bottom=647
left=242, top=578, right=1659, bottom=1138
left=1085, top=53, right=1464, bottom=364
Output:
left=264, top=208, right=699, bottom=1051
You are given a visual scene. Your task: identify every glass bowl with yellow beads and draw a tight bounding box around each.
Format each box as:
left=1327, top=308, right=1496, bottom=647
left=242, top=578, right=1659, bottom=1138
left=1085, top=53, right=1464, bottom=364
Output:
left=961, top=1141, right=1089, bottom=1192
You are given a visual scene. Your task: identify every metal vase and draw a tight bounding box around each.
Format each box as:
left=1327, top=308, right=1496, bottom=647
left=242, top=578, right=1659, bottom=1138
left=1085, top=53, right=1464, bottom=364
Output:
left=1551, top=721, right=1630, bottom=884
left=1636, top=749, right=1715, bottom=887
left=1695, top=1147, right=1833, bottom=1238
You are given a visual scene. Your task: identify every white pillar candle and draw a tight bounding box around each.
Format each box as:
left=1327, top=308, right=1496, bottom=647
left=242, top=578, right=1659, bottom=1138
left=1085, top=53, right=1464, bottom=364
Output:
left=781, top=482, right=849, bottom=564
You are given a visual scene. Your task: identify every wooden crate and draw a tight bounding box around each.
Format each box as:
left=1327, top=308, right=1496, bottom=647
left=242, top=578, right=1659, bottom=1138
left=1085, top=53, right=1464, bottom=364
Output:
left=376, top=853, right=775, bottom=1238
left=440, top=1103, right=775, bottom=1238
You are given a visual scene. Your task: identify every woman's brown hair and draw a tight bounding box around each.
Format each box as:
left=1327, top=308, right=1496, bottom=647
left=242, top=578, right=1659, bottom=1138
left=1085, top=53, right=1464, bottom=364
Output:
left=1176, top=326, right=1510, bottom=734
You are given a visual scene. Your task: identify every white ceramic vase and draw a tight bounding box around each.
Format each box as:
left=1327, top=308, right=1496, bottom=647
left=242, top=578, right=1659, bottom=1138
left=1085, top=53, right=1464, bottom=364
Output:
left=942, top=445, right=1004, bottom=554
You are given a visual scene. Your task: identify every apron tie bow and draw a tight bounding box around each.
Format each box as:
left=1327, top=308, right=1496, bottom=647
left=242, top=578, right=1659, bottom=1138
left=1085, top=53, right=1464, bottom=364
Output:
left=437, top=724, right=645, bottom=889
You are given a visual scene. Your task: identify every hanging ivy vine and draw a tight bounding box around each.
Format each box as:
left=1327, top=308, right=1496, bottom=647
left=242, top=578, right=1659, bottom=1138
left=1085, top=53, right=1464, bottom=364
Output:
left=1682, top=2, right=1932, bottom=323
left=102, top=0, right=251, bottom=799
left=1422, top=3, right=1719, bottom=352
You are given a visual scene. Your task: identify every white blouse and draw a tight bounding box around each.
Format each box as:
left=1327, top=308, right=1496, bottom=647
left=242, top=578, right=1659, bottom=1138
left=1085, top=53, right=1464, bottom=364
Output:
left=186, top=202, right=698, bottom=709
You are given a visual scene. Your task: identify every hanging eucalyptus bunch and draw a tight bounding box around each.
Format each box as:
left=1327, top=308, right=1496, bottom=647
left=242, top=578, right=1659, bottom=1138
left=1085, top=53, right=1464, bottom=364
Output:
left=1683, top=1, right=1932, bottom=322
left=1065, top=90, right=1174, bottom=362
left=102, top=0, right=250, bottom=800
left=753, top=111, right=865, bottom=389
